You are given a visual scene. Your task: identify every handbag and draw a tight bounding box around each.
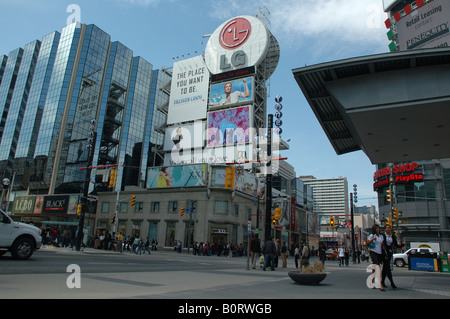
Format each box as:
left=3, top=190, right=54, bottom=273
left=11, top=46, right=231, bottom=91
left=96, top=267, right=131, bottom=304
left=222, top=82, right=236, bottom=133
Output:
left=369, top=235, right=377, bottom=249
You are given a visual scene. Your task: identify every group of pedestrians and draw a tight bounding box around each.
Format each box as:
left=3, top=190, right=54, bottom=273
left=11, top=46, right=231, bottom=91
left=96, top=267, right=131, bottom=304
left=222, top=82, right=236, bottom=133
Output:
left=91, top=231, right=158, bottom=254
left=367, top=223, right=404, bottom=291
left=40, top=225, right=78, bottom=249
left=249, top=234, right=308, bottom=271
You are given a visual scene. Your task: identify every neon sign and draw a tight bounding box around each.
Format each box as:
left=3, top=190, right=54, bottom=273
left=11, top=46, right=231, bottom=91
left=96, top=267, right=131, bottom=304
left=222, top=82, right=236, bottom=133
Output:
left=373, top=162, right=424, bottom=191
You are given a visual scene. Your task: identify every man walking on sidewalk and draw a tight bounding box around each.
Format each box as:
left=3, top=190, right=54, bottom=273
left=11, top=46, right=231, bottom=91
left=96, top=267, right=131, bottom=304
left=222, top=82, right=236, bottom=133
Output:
left=263, top=236, right=276, bottom=271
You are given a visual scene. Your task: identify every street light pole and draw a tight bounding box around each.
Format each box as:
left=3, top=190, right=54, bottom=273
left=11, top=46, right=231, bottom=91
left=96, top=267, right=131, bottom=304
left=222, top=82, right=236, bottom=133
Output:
left=75, top=120, right=96, bottom=251
left=350, top=184, right=357, bottom=263
left=264, top=114, right=273, bottom=242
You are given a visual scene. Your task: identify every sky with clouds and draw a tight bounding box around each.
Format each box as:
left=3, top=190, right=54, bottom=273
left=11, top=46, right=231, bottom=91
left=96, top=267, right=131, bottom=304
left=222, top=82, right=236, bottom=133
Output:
left=0, top=0, right=391, bottom=208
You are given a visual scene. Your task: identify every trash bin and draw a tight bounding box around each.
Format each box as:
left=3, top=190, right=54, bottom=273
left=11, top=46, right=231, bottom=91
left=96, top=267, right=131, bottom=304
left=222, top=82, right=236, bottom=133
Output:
left=439, top=252, right=450, bottom=273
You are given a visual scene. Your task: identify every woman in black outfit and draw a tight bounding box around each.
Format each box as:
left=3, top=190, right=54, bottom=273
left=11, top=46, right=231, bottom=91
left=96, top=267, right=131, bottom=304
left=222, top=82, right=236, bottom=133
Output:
left=382, top=224, right=404, bottom=289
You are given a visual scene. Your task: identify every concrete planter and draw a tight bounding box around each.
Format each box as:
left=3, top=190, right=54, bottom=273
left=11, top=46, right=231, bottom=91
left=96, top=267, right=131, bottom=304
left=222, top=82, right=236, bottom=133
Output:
left=288, top=271, right=327, bottom=285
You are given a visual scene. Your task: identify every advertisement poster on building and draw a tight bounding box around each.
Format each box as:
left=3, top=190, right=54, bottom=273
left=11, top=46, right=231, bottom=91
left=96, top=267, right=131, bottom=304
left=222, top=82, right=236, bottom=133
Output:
left=147, top=164, right=207, bottom=188
left=167, top=55, right=210, bottom=125
left=397, top=0, right=450, bottom=50
left=208, top=77, right=254, bottom=109
left=163, top=143, right=255, bottom=166
left=163, top=121, right=205, bottom=152
left=207, top=105, right=251, bottom=147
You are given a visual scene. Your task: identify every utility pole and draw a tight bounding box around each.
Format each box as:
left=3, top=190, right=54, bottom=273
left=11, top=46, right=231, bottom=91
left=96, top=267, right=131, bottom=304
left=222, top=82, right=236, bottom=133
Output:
left=264, top=114, right=273, bottom=241
left=75, top=120, right=96, bottom=251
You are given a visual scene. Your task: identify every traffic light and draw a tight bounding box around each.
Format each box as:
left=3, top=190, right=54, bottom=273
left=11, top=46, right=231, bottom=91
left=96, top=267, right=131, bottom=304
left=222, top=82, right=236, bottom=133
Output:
left=386, top=189, right=391, bottom=202
left=180, top=206, right=185, bottom=217
left=110, top=215, right=116, bottom=224
left=393, top=208, right=398, bottom=220
left=272, top=217, right=277, bottom=225
left=108, top=168, right=117, bottom=188
left=130, top=194, right=136, bottom=207
left=274, top=207, right=282, bottom=220
left=330, top=216, right=335, bottom=228
left=225, top=167, right=235, bottom=189
left=76, top=204, right=82, bottom=215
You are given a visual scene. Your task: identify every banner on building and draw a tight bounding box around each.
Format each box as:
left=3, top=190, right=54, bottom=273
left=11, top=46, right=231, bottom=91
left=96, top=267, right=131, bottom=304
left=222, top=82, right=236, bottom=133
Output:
left=167, top=55, right=210, bottom=125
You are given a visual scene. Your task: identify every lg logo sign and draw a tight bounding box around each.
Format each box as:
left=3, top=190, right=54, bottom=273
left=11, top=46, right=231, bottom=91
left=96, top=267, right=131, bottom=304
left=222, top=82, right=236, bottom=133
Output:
left=205, top=15, right=269, bottom=75
left=219, top=18, right=251, bottom=49
left=219, top=50, right=246, bottom=70
left=218, top=18, right=251, bottom=71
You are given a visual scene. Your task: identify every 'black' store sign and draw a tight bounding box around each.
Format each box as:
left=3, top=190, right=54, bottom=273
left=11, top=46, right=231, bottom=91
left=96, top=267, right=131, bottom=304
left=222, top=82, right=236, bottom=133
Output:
left=43, top=195, right=69, bottom=214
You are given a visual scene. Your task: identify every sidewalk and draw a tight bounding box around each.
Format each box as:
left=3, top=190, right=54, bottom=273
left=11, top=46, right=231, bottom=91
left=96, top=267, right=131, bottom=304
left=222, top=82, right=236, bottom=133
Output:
left=39, top=245, right=122, bottom=255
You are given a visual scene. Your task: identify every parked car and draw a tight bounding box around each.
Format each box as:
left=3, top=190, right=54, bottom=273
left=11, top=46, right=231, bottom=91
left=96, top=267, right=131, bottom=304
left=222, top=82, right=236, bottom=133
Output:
left=0, top=209, right=42, bottom=260
left=326, top=249, right=337, bottom=260
left=393, top=248, right=434, bottom=267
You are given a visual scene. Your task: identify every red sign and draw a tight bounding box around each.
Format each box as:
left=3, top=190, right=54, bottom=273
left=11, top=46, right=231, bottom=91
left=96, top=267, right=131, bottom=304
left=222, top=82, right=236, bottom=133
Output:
left=290, top=198, right=296, bottom=231
left=219, top=18, right=252, bottom=50
left=373, top=162, right=419, bottom=181
left=373, top=162, right=423, bottom=191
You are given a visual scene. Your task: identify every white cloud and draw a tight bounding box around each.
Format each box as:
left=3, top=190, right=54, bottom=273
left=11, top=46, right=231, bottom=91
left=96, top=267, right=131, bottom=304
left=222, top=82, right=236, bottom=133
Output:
left=208, top=0, right=388, bottom=53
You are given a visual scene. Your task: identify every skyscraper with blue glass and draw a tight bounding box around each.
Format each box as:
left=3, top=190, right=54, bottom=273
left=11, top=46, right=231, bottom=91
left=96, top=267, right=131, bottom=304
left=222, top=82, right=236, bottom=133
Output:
left=0, top=22, right=164, bottom=197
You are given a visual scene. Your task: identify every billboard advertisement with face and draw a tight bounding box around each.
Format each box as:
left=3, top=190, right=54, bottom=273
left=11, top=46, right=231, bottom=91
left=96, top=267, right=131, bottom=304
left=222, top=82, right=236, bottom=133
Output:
left=164, top=121, right=205, bottom=152
left=207, top=105, right=251, bottom=147
left=208, top=76, right=253, bottom=109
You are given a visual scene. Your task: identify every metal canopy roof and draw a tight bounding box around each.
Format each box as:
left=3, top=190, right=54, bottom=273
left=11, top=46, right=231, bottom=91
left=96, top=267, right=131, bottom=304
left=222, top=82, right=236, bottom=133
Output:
left=292, top=48, right=450, bottom=164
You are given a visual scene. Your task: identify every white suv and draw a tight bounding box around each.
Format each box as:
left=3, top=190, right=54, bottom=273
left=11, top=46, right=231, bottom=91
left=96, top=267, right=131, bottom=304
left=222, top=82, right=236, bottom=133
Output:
left=0, top=209, right=42, bottom=260
left=393, top=248, right=433, bottom=267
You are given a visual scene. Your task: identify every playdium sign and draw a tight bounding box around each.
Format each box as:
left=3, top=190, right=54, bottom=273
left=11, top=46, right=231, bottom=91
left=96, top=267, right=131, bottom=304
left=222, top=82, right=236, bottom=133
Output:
left=373, top=162, right=424, bottom=190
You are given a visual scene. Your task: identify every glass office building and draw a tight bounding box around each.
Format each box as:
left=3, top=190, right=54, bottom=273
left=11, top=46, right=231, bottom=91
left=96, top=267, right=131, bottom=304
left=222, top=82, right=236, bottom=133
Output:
left=0, top=23, right=163, bottom=199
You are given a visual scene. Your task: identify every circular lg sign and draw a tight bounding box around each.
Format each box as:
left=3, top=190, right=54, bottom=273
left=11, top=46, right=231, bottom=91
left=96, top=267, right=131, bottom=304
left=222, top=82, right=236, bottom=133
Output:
left=205, top=15, right=269, bottom=75
left=219, top=18, right=252, bottom=50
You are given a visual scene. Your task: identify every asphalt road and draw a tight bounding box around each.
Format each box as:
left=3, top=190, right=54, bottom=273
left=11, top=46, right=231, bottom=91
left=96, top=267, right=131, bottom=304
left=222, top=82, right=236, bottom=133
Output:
left=1, top=246, right=449, bottom=304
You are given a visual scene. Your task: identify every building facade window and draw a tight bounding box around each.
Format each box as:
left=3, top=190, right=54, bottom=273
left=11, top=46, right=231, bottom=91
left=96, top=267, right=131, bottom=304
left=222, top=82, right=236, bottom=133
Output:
left=151, top=202, right=159, bottom=213
left=101, top=202, right=109, bottom=213
left=233, top=204, right=239, bottom=216
left=169, top=201, right=178, bottom=213
left=134, top=201, right=143, bottom=213
left=215, top=200, right=228, bottom=214
left=187, top=200, right=197, bottom=211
